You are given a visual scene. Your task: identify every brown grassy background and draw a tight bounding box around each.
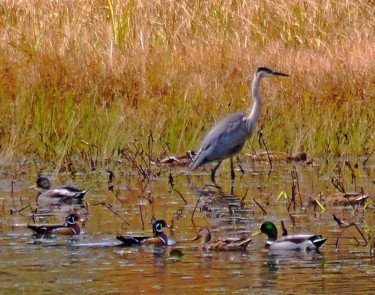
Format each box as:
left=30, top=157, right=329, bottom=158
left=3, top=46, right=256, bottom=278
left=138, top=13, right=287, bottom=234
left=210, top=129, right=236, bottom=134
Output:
left=0, top=0, right=374, bottom=166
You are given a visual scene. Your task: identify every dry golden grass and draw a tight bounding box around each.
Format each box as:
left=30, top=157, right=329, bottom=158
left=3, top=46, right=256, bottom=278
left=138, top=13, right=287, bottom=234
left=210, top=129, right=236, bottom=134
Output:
left=0, top=0, right=374, bottom=166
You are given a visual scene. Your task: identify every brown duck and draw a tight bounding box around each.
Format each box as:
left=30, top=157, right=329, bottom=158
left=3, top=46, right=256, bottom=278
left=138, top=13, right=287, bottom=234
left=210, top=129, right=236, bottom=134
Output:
left=193, top=227, right=252, bottom=251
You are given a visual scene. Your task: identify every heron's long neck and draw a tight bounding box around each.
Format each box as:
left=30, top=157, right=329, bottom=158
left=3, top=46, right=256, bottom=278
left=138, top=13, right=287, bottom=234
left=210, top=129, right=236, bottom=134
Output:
left=246, top=75, right=262, bottom=128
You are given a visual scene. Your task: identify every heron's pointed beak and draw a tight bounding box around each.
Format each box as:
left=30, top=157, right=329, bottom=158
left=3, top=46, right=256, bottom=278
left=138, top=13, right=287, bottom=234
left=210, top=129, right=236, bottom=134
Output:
left=252, top=229, right=262, bottom=237
left=273, top=71, right=289, bottom=77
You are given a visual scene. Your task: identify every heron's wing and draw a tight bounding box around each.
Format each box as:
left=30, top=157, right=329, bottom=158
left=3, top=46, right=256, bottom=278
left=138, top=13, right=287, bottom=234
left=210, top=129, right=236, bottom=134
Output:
left=194, top=113, right=249, bottom=164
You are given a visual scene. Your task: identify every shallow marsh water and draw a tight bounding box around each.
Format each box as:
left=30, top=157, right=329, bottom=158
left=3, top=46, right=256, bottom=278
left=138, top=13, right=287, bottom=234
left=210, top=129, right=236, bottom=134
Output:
left=0, top=157, right=374, bottom=294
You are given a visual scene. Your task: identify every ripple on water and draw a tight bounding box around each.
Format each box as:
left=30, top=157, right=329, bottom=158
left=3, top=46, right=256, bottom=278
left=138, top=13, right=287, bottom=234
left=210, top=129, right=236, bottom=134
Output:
left=0, top=160, right=374, bottom=293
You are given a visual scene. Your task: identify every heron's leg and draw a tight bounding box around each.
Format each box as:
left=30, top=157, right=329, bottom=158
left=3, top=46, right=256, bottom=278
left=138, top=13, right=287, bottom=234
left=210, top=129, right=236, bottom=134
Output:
left=230, top=157, right=235, bottom=180
left=211, top=160, right=223, bottom=182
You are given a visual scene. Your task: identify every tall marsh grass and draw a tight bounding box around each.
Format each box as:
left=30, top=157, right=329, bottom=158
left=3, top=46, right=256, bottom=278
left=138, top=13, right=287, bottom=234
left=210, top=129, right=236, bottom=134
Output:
left=0, top=0, right=374, bottom=166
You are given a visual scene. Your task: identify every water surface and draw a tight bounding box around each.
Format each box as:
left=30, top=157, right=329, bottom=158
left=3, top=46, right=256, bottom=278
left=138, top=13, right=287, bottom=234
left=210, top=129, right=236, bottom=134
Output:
left=0, top=157, right=374, bottom=294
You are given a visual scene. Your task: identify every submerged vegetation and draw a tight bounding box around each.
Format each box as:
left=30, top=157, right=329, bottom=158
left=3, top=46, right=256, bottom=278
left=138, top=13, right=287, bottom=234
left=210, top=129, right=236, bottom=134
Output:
left=0, top=0, right=374, bottom=167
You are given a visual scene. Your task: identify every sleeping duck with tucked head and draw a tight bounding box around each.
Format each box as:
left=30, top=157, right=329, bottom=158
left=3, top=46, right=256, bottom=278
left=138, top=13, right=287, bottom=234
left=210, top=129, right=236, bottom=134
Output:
left=35, top=177, right=88, bottom=208
left=193, top=227, right=252, bottom=251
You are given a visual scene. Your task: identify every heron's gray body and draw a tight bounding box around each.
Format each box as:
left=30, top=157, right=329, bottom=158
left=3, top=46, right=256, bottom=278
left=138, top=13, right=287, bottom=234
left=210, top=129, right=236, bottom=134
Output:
left=190, top=112, right=254, bottom=169
left=190, top=67, right=287, bottom=180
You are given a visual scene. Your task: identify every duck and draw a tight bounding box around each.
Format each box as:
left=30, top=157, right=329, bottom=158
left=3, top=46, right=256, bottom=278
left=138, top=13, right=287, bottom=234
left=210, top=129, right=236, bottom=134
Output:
left=28, top=213, right=81, bottom=239
left=193, top=227, right=252, bottom=251
left=35, top=177, right=88, bottom=207
left=116, top=219, right=170, bottom=246
left=259, top=221, right=327, bottom=251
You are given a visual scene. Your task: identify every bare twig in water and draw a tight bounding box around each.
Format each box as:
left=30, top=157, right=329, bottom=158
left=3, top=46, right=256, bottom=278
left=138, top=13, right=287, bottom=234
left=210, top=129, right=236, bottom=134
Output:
left=11, top=178, right=16, bottom=209
left=331, top=177, right=346, bottom=194
left=91, top=202, right=130, bottom=225
left=0, top=171, right=28, bottom=183
left=363, top=149, right=374, bottom=167
left=252, top=197, right=267, bottom=215
left=281, top=220, right=288, bottom=236
left=288, top=167, right=303, bottom=212
left=146, top=129, right=154, bottom=171
left=288, top=181, right=296, bottom=212
left=171, top=185, right=188, bottom=205
left=191, top=192, right=202, bottom=223
left=10, top=203, right=34, bottom=215
left=239, top=163, right=245, bottom=175
left=168, top=170, right=174, bottom=186
left=345, top=160, right=358, bottom=190
left=169, top=170, right=187, bottom=205
left=333, top=214, right=367, bottom=248
left=249, top=143, right=259, bottom=172
left=121, top=135, right=159, bottom=180
left=292, top=166, right=303, bottom=206
left=107, top=170, right=114, bottom=191
left=240, top=188, right=249, bottom=204
left=370, top=236, right=375, bottom=254
left=191, top=185, right=212, bottom=223
left=258, top=130, right=272, bottom=169
left=139, top=203, right=144, bottom=230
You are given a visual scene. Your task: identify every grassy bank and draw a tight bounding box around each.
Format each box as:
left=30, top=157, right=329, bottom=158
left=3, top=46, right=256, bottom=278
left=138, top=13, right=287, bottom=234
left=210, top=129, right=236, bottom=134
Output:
left=0, top=0, right=374, bottom=168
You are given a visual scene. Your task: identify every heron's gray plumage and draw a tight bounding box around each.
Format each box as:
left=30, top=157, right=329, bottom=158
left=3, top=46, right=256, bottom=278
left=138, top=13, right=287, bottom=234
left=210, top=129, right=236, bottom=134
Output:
left=190, top=67, right=288, bottom=180
left=191, top=112, right=249, bottom=169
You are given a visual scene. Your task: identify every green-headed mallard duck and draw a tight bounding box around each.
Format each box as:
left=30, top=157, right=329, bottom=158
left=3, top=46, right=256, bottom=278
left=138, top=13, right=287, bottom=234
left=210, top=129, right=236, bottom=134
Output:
left=35, top=177, right=88, bottom=207
left=259, top=221, right=326, bottom=251
left=116, top=219, right=171, bottom=246
left=28, top=213, right=81, bottom=239
left=193, top=227, right=252, bottom=251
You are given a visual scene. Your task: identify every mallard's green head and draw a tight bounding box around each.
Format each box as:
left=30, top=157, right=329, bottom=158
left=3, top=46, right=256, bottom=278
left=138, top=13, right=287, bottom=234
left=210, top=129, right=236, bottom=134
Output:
left=260, top=221, right=278, bottom=241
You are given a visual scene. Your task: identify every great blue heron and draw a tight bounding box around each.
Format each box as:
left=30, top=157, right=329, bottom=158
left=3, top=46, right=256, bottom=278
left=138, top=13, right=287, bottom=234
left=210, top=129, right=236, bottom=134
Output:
left=190, top=67, right=288, bottom=181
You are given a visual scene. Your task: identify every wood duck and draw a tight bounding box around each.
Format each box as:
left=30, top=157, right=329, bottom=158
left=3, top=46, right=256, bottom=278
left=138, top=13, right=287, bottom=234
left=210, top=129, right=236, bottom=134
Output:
left=259, top=221, right=327, bottom=251
left=193, top=227, right=252, bottom=251
left=28, top=213, right=81, bottom=239
left=35, top=177, right=88, bottom=207
left=116, top=219, right=169, bottom=246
